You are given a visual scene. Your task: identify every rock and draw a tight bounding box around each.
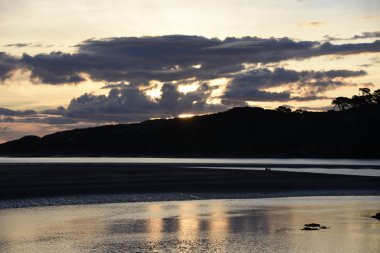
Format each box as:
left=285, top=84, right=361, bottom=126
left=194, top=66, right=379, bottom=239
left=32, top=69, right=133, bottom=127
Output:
left=301, top=227, right=319, bottom=231
left=301, top=223, right=330, bottom=231
left=304, top=223, right=321, bottom=227
left=371, top=213, right=380, bottom=220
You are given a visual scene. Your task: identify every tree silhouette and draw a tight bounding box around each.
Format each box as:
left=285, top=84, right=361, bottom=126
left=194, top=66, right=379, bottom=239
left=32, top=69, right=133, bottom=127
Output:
left=332, top=97, right=351, bottom=111
left=359, top=87, right=371, bottom=96
left=295, top=109, right=307, bottom=113
left=359, top=88, right=374, bottom=104
left=276, top=106, right=292, bottom=113
left=350, top=95, right=366, bottom=107
left=373, top=89, right=380, bottom=104
left=332, top=88, right=380, bottom=111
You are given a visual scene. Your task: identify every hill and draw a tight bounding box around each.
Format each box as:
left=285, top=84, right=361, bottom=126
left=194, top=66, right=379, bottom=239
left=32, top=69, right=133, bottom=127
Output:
left=0, top=105, right=379, bottom=158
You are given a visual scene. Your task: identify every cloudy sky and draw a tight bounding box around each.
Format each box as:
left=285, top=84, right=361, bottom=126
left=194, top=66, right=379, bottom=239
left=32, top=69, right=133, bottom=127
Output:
left=0, top=0, right=379, bottom=143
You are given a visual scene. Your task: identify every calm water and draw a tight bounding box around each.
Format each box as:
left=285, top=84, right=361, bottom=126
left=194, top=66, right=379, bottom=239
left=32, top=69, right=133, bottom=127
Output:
left=1, top=157, right=380, bottom=166
left=0, top=196, right=379, bottom=253
left=197, top=166, right=380, bottom=177
left=1, top=157, right=380, bottom=177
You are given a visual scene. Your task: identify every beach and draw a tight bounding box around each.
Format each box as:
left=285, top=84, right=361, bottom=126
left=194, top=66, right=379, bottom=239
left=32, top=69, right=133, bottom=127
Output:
left=0, top=162, right=379, bottom=208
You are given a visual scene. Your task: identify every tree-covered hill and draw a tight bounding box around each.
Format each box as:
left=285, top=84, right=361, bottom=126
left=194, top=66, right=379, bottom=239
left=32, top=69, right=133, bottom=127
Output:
left=0, top=89, right=379, bottom=158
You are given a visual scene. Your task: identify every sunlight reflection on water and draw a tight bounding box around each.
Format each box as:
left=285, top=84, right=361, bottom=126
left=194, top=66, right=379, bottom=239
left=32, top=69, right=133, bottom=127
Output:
left=0, top=196, right=379, bottom=253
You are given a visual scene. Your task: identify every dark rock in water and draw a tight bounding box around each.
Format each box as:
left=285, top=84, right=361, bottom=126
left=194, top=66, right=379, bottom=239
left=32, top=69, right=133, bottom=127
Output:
left=371, top=213, right=380, bottom=220
left=301, top=227, right=319, bottom=231
left=304, top=223, right=321, bottom=227
left=302, top=223, right=330, bottom=231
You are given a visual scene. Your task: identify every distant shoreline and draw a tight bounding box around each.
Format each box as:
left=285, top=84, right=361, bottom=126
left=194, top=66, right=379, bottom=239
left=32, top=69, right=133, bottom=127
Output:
left=1, top=154, right=380, bottom=159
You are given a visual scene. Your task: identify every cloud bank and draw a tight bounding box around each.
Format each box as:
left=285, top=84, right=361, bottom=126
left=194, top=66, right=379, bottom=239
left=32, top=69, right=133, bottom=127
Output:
left=0, top=35, right=376, bottom=86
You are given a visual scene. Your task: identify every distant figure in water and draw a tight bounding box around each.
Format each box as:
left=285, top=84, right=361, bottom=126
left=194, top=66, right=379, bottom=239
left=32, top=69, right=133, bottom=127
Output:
left=265, top=167, right=271, bottom=172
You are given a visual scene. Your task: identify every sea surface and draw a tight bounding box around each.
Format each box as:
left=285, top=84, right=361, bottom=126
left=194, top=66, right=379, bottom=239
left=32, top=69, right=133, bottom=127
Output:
left=0, top=196, right=379, bottom=253
left=1, top=157, right=380, bottom=177
left=1, top=157, right=380, bottom=165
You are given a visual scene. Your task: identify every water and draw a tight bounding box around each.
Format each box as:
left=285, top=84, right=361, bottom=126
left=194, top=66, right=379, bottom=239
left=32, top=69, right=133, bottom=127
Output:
left=0, top=196, right=379, bottom=253
left=196, top=166, right=380, bottom=177
left=1, top=157, right=380, bottom=177
left=0, top=157, right=380, bottom=166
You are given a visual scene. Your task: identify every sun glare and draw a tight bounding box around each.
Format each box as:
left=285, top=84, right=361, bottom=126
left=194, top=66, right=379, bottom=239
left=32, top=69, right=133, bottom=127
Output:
left=178, top=114, right=195, bottom=118
left=177, top=84, right=199, bottom=94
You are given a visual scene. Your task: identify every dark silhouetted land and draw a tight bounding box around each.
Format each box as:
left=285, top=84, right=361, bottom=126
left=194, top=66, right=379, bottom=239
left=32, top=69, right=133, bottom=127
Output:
left=0, top=104, right=379, bottom=158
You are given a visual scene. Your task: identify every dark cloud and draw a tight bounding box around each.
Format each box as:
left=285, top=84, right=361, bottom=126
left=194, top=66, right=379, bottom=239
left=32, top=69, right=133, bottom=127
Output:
left=66, top=89, right=157, bottom=121
left=40, top=106, right=66, bottom=116
left=22, top=52, right=86, bottom=84
left=32, top=117, right=78, bottom=125
left=0, top=107, right=37, bottom=116
left=14, top=35, right=380, bottom=85
left=224, top=88, right=292, bottom=102
left=324, top=31, right=380, bottom=41
left=352, top=31, right=380, bottom=40
left=318, top=69, right=366, bottom=78
left=0, top=106, right=78, bottom=125
left=223, top=68, right=366, bottom=102
left=323, top=35, right=343, bottom=42
left=0, top=52, right=21, bottom=81
left=5, top=43, right=32, bottom=48
left=227, top=68, right=300, bottom=90
left=5, top=43, right=45, bottom=48
left=65, top=83, right=226, bottom=122
left=0, top=116, right=77, bottom=125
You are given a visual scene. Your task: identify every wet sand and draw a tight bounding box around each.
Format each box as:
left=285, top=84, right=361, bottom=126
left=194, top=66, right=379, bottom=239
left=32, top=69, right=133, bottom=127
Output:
left=0, top=163, right=379, bottom=202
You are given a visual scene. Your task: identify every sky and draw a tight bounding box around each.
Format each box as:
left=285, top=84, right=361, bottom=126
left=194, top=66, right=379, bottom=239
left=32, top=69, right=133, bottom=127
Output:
left=0, top=0, right=379, bottom=143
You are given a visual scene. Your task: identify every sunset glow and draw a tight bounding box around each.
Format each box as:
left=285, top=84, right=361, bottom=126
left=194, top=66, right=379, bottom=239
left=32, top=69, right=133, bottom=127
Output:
left=0, top=0, right=379, bottom=142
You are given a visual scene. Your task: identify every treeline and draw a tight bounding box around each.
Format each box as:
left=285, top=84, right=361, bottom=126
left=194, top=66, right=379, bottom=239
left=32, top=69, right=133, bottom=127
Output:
left=332, top=88, right=380, bottom=111
left=274, top=87, right=380, bottom=113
